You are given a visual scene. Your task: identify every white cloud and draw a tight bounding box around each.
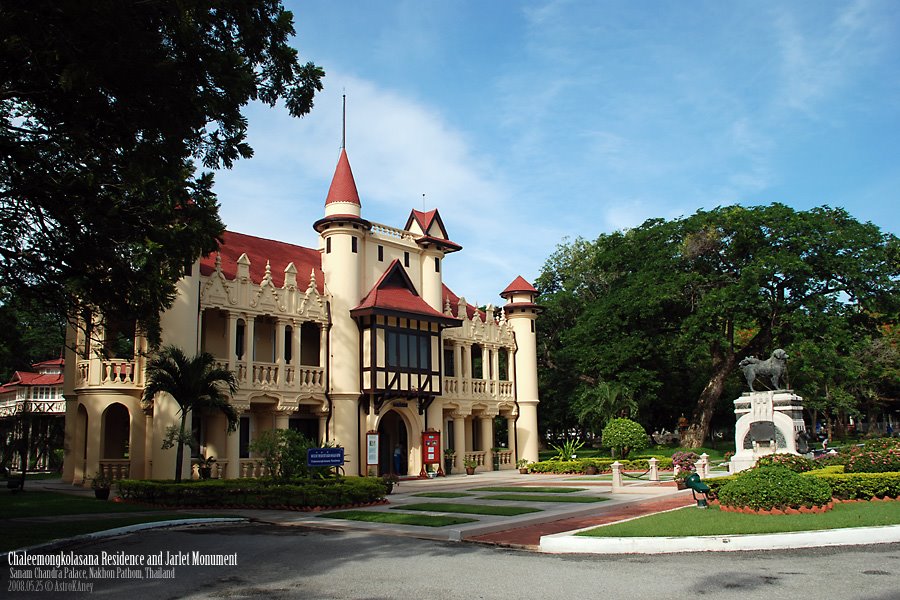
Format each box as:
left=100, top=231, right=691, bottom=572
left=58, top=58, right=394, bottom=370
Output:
left=213, top=69, right=551, bottom=303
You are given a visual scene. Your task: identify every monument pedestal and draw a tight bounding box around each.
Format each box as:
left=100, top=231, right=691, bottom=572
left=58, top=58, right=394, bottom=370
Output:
left=731, top=390, right=806, bottom=473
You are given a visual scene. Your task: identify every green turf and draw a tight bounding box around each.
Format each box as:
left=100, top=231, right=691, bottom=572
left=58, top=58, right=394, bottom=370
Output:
left=0, top=490, right=163, bottom=518
left=394, top=502, right=542, bottom=516
left=3, top=514, right=224, bottom=552
left=577, top=502, right=900, bottom=537
left=321, top=510, right=477, bottom=527
left=477, top=494, right=608, bottom=503
left=468, top=486, right=586, bottom=493
left=411, top=491, right=473, bottom=498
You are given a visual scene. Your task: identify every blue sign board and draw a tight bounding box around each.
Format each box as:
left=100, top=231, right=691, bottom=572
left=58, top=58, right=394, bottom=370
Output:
left=307, top=447, right=345, bottom=467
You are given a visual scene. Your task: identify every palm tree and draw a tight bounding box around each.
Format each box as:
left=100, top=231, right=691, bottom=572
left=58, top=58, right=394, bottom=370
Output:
left=142, top=345, right=238, bottom=483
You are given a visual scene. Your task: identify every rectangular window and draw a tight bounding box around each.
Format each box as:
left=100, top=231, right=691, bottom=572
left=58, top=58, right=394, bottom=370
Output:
left=352, top=236, right=358, bottom=253
left=378, top=245, right=384, bottom=262
left=326, top=237, right=332, bottom=254
left=386, top=330, right=431, bottom=371
left=404, top=251, right=410, bottom=268
left=434, top=257, right=440, bottom=272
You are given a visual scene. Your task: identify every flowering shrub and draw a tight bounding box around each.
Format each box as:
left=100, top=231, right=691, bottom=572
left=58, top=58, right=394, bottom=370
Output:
left=755, top=453, right=815, bottom=473
left=671, top=451, right=698, bottom=472
left=846, top=448, right=900, bottom=473
left=860, top=438, right=900, bottom=452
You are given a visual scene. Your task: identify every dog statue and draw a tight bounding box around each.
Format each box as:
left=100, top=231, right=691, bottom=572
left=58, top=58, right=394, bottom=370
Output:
left=739, top=349, right=789, bottom=391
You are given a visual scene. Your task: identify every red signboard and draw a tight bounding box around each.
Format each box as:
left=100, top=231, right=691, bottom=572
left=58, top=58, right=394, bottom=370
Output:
left=420, top=430, right=443, bottom=477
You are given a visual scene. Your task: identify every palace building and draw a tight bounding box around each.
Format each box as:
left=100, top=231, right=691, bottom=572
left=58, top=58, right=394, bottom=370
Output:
left=62, top=148, right=540, bottom=483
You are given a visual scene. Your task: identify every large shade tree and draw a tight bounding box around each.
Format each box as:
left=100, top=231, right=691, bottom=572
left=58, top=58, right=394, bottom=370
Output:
left=0, top=1, right=324, bottom=345
left=142, top=346, right=238, bottom=483
left=537, top=204, right=899, bottom=447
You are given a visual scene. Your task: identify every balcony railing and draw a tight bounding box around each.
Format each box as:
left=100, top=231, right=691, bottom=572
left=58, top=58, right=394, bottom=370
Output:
left=442, top=377, right=515, bottom=402
left=75, top=359, right=143, bottom=390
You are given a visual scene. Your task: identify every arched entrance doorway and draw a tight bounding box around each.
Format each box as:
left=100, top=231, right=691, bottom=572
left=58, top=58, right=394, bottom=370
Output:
left=101, top=403, right=130, bottom=460
left=378, top=410, right=409, bottom=476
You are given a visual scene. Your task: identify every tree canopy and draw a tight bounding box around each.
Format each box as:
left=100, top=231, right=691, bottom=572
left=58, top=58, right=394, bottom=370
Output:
left=0, top=1, right=324, bottom=344
left=536, top=204, right=899, bottom=446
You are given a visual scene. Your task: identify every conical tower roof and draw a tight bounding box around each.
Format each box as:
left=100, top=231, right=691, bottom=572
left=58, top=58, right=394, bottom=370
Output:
left=324, top=149, right=361, bottom=212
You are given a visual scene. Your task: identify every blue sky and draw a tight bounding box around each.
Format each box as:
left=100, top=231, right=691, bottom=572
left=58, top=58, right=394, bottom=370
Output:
left=213, top=0, right=900, bottom=306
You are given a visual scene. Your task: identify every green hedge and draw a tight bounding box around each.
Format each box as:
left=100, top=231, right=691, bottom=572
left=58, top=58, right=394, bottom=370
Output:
left=705, top=467, right=900, bottom=502
left=116, top=477, right=387, bottom=509
left=755, top=453, right=815, bottom=472
left=717, top=466, right=832, bottom=510
left=814, top=472, right=900, bottom=500
left=528, top=456, right=673, bottom=474
left=846, top=449, right=900, bottom=473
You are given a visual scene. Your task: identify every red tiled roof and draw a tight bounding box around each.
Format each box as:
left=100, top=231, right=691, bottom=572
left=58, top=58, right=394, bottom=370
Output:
left=500, top=275, right=538, bottom=298
left=199, top=231, right=324, bottom=292
left=404, top=209, right=461, bottom=252
left=441, top=284, right=486, bottom=321
left=406, top=209, right=438, bottom=234
left=353, top=261, right=460, bottom=325
left=5, top=371, right=63, bottom=387
left=33, top=358, right=64, bottom=368
left=325, top=149, right=361, bottom=206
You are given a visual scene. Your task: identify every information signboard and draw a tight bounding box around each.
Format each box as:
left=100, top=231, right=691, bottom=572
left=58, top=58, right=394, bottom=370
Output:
left=307, top=447, right=345, bottom=467
left=366, top=432, right=379, bottom=467
left=420, top=430, right=443, bottom=477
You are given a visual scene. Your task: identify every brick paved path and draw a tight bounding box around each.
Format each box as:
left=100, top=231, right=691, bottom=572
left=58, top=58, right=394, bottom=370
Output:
left=468, top=493, right=696, bottom=548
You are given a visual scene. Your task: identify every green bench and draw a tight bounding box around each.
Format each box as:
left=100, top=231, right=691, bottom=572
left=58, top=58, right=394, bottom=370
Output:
left=684, top=472, right=710, bottom=508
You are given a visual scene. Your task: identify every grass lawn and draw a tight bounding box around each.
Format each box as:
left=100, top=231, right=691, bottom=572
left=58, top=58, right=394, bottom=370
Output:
left=578, top=502, right=900, bottom=538
left=4, top=514, right=224, bottom=552
left=477, top=494, right=608, bottom=504
left=468, top=486, right=586, bottom=494
left=411, top=492, right=473, bottom=498
left=1, top=490, right=164, bottom=518
left=321, top=510, right=477, bottom=527
left=393, top=502, right=542, bottom=516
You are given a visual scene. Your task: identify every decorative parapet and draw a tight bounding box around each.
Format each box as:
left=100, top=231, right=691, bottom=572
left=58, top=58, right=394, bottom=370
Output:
left=74, top=358, right=144, bottom=391
left=200, top=255, right=328, bottom=324
left=370, top=221, right=416, bottom=241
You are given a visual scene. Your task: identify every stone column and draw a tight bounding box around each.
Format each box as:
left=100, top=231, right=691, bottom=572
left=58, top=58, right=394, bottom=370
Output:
left=274, top=411, right=290, bottom=431
left=648, top=457, right=659, bottom=482
left=318, top=324, right=328, bottom=368
left=480, top=415, right=494, bottom=470
left=317, top=414, right=328, bottom=445
left=507, top=416, right=516, bottom=459
left=245, top=316, right=255, bottom=383
left=225, top=421, right=241, bottom=480
left=275, top=319, right=286, bottom=384
left=453, top=414, right=466, bottom=471
left=227, top=312, right=238, bottom=373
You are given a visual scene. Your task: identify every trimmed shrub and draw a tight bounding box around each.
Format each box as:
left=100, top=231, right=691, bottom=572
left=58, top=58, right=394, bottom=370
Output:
left=717, top=466, right=832, bottom=510
left=814, top=472, right=900, bottom=500
left=116, top=477, right=387, bottom=509
left=755, top=453, right=815, bottom=472
left=601, top=418, right=649, bottom=458
left=845, top=448, right=900, bottom=473
left=527, top=456, right=673, bottom=474
left=860, top=437, right=900, bottom=452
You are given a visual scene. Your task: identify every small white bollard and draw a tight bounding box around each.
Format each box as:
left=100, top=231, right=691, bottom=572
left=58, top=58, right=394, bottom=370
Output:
left=699, top=453, right=710, bottom=478
left=611, top=461, right=623, bottom=492
left=648, top=457, right=659, bottom=482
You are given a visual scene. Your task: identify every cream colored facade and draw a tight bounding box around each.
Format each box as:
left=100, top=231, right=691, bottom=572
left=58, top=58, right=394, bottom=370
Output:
left=63, top=149, right=540, bottom=483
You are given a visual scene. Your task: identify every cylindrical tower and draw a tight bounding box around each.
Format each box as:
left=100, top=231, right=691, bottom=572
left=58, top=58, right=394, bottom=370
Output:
left=500, top=276, right=541, bottom=463
left=314, top=149, right=370, bottom=474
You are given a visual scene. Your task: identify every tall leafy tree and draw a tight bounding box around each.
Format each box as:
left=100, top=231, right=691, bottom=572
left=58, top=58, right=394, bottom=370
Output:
left=142, top=346, right=238, bottom=483
left=0, top=2, right=324, bottom=345
left=537, top=204, right=899, bottom=447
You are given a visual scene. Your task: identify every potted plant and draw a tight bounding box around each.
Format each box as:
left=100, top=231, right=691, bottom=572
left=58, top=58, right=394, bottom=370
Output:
left=463, top=458, right=477, bottom=475
left=382, top=473, right=399, bottom=494
left=516, top=458, right=530, bottom=474
left=443, top=448, right=456, bottom=475
left=91, top=472, right=112, bottom=500
left=197, top=455, right=216, bottom=480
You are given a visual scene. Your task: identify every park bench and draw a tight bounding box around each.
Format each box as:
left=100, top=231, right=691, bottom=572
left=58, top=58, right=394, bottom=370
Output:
left=684, top=472, right=710, bottom=508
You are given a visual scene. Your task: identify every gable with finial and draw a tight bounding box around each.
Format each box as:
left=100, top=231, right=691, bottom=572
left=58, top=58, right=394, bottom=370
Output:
left=250, top=260, right=284, bottom=312
left=201, top=253, right=238, bottom=306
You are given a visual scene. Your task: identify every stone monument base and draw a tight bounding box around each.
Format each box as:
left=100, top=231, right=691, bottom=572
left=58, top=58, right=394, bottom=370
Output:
left=731, top=390, right=806, bottom=474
